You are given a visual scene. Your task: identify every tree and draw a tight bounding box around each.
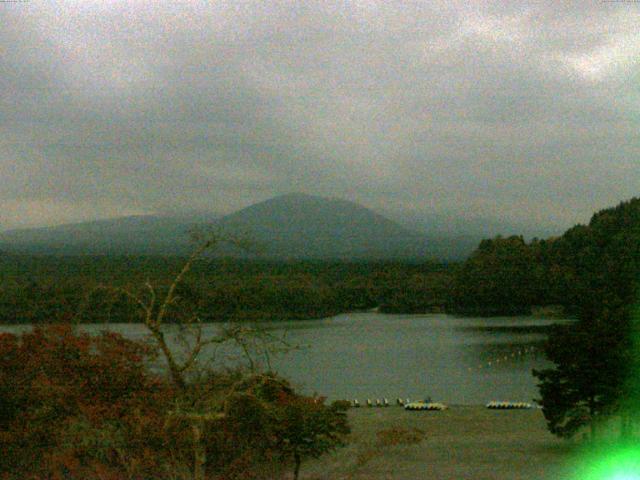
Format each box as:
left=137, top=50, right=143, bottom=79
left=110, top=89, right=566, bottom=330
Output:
left=450, top=236, right=540, bottom=315
left=533, top=315, right=627, bottom=439
left=106, top=231, right=275, bottom=479
left=195, top=373, right=350, bottom=480
left=0, top=324, right=347, bottom=479
left=534, top=198, right=640, bottom=440
left=274, top=394, right=350, bottom=480
left=0, top=325, right=177, bottom=479
left=0, top=230, right=352, bottom=478
left=92, top=231, right=346, bottom=479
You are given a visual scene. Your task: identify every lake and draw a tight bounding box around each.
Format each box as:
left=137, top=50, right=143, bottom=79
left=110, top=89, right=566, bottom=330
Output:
left=0, top=313, right=565, bottom=405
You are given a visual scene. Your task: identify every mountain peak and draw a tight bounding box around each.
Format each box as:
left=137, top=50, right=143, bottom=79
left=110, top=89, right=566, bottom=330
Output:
left=0, top=194, right=476, bottom=259
left=213, top=193, right=429, bottom=259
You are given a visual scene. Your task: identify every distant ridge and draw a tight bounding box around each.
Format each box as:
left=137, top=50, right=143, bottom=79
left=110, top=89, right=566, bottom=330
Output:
left=0, top=194, right=477, bottom=260
left=0, top=215, right=202, bottom=255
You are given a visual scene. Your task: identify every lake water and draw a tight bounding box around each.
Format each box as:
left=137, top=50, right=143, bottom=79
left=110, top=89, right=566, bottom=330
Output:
left=0, top=313, right=565, bottom=405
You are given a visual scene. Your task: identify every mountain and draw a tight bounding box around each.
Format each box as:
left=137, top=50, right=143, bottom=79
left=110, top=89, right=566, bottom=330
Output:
left=0, top=194, right=476, bottom=260
left=214, top=193, right=433, bottom=259
left=0, top=215, right=203, bottom=255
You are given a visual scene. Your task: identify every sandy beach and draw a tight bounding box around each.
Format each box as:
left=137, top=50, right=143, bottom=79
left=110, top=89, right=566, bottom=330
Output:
left=302, top=406, right=575, bottom=480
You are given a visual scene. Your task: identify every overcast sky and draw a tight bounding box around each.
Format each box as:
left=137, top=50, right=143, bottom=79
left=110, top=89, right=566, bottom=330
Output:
left=1, top=0, right=638, bottom=231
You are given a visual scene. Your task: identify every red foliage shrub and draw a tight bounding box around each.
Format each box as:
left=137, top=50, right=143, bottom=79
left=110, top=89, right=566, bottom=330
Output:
left=0, top=325, right=180, bottom=479
left=0, top=328, right=350, bottom=480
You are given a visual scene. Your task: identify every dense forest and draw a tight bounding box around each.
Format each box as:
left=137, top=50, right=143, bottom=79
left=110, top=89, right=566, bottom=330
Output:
left=0, top=256, right=453, bottom=324
left=450, top=197, right=640, bottom=317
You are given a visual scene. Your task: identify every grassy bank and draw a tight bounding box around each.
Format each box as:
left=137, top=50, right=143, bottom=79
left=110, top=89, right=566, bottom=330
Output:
left=301, top=406, right=575, bottom=480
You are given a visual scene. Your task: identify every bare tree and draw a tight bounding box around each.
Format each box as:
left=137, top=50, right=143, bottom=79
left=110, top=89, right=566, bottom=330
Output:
left=85, top=230, right=295, bottom=480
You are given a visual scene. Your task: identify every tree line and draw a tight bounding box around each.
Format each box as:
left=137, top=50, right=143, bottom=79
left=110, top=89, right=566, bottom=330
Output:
left=0, top=256, right=454, bottom=324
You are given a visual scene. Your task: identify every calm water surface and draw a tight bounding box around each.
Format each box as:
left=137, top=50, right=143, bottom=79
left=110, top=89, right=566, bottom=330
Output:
left=0, top=313, right=566, bottom=405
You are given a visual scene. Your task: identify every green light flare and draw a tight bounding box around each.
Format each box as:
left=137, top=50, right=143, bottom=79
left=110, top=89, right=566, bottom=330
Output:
left=573, top=445, right=640, bottom=480
left=567, top=303, right=640, bottom=480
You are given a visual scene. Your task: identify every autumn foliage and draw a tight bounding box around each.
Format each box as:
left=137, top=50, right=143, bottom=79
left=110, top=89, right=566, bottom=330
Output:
left=0, top=325, right=178, bottom=479
left=0, top=325, right=349, bottom=479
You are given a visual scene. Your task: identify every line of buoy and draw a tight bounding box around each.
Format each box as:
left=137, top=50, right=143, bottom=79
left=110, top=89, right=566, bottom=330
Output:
left=467, top=346, right=539, bottom=373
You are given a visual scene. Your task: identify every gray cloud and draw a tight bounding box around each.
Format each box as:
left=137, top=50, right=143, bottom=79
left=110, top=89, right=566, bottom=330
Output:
left=0, top=0, right=638, bottom=231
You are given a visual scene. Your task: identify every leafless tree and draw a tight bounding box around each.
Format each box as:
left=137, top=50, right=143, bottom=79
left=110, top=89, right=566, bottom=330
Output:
left=81, top=230, right=294, bottom=479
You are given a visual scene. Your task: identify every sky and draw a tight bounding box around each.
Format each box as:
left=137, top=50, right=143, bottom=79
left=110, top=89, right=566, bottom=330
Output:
left=1, top=0, right=638, bottom=232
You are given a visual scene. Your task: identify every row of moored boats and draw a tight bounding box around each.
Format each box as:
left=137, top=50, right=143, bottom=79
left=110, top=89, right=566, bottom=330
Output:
left=485, top=401, right=532, bottom=409
left=349, top=398, right=448, bottom=410
left=350, top=398, right=430, bottom=408
left=348, top=398, right=533, bottom=410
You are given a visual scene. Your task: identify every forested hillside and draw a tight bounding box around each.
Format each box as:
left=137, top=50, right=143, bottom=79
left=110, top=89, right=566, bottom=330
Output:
left=449, top=197, right=640, bottom=316
left=0, top=256, right=453, bottom=324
